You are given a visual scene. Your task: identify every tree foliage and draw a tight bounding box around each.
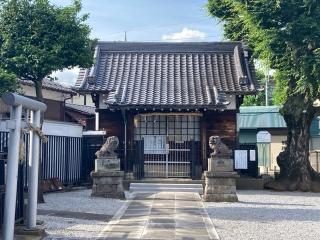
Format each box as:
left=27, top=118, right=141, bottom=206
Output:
left=272, top=71, right=289, bottom=105
left=242, top=69, right=270, bottom=106
left=0, top=0, right=95, bottom=101
left=242, top=91, right=266, bottom=106
left=0, top=0, right=95, bottom=202
left=0, top=68, right=18, bottom=95
left=208, top=0, right=320, bottom=191
left=207, top=0, right=320, bottom=99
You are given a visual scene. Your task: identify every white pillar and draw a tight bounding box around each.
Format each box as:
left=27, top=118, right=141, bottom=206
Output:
left=95, top=111, right=99, bottom=131
left=27, top=110, right=41, bottom=229
left=3, top=105, right=23, bottom=240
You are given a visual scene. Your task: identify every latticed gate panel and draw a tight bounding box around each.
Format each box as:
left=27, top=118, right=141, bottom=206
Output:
left=133, top=114, right=201, bottom=178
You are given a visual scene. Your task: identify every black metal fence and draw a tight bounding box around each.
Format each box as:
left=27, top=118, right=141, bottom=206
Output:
left=82, top=135, right=104, bottom=183
left=0, top=152, right=5, bottom=228
left=0, top=132, right=8, bottom=228
left=42, top=135, right=82, bottom=184
left=131, top=141, right=144, bottom=180
left=0, top=130, right=83, bottom=231
left=0, top=131, right=83, bottom=185
left=15, top=163, right=25, bottom=224
left=0, top=132, right=25, bottom=230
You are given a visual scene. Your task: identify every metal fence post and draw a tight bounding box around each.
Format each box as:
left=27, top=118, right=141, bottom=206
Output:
left=3, top=104, right=22, bottom=240
left=65, top=137, right=70, bottom=183
left=27, top=110, right=41, bottom=229
left=316, top=151, right=319, bottom=172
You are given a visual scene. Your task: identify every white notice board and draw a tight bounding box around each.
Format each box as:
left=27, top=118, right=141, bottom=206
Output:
left=250, top=150, right=256, bottom=161
left=235, top=150, right=248, bottom=169
left=143, top=135, right=166, bottom=154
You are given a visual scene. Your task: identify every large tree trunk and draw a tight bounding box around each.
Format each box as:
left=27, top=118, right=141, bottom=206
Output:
left=265, top=93, right=320, bottom=192
left=33, top=80, right=45, bottom=203
left=34, top=80, right=44, bottom=102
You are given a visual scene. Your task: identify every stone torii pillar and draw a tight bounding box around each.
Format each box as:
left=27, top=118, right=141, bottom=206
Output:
left=1, top=93, right=47, bottom=240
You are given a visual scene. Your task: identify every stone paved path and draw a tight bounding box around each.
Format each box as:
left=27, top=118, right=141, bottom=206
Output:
left=99, top=192, right=219, bottom=240
left=38, top=209, right=112, bottom=221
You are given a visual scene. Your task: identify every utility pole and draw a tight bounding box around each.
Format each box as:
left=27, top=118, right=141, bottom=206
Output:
left=265, top=68, right=269, bottom=106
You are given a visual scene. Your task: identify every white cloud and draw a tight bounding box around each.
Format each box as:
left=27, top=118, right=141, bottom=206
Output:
left=50, top=67, right=80, bottom=86
left=161, top=28, right=207, bottom=42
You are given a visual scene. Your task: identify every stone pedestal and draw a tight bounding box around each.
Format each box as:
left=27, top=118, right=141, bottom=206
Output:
left=95, top=157, right=120, bottom=172
left=91, top=171, right=125, bottom=199
left=203, top=156, right=239, bottom=202
left=125, top=172, right=135, bottom=180
left=91, top=157, right=125, bottom=199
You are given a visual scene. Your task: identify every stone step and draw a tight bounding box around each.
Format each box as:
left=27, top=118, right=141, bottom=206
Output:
left=129, top=183, right=203, bottom=194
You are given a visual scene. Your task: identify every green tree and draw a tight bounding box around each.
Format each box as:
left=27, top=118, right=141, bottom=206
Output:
left=0, top=0, right=94, bottom=102
left=242, top=70, right=270, bottom=106
left=0, top=68, right=18, bottom=95
left=273, top=71, right=289, bottom=105
left=242, top=92, right=266, bottom=106
left=208, top=0, right=320, bottom=191
left=0, top=0, right=95, bottom=202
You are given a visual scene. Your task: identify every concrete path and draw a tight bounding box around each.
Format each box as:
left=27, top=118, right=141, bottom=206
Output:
left=99, top=192, right=219, bottom=240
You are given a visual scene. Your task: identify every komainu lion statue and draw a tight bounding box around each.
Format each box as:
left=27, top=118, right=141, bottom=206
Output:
left=95, top=136, right=119, bottom=158
left=209, top=136, right=232, bottom=157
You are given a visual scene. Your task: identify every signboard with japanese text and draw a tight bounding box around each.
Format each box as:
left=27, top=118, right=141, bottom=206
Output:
left=143, top=135, right=167, bottom=154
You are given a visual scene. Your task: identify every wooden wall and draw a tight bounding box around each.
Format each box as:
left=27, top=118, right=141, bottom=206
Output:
left=98, top=110, right=125, bottom=144
left=43, top=98, right=65, bottom=121
left=98, top=109, right=238, bottom=174
left=204, top=110, right=237, bottom=148
left=201, top=110, right=237, bottom=170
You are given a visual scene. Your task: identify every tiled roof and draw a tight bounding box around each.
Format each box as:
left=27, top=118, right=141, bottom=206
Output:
left=75, top=42, right=258, bottom=109
left=65, top=103, right=95, bottom=115
left=239, top=106, right=287, bottom=129
left=21, top=78, right=76, bottom=95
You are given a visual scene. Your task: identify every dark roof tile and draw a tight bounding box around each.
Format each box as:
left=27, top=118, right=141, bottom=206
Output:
left=75, top=42, right=259, bottom=109
left=65, top=103, right=95, bottom=115
left=21, top=79, right=76, bottom=95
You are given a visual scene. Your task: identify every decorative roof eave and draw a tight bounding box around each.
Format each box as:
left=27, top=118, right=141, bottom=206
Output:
left=233, top=44, right=257, bottom=91
left=104, top=102, right=230, bottom=111
left=74, top=88, right=259, bottom=96
left=102, top=86, right=230, bottom=111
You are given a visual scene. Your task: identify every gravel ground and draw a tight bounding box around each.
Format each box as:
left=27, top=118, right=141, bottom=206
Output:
left=205, top=190, right=320, bottom=240
left=38, top=189, right=320, bottom=239
left=37, top=189, right=127, bottom=239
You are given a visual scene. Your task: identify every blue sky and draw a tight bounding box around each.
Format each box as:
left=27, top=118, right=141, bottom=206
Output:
left=50, top=0, right=224, bottom=85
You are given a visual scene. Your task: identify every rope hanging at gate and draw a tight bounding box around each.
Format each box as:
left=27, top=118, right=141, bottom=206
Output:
left=23, top=122, right=48, bottom=143
left=19, top=138, right=25, bottom=161
left=19, top=121, right=48, bottom=161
